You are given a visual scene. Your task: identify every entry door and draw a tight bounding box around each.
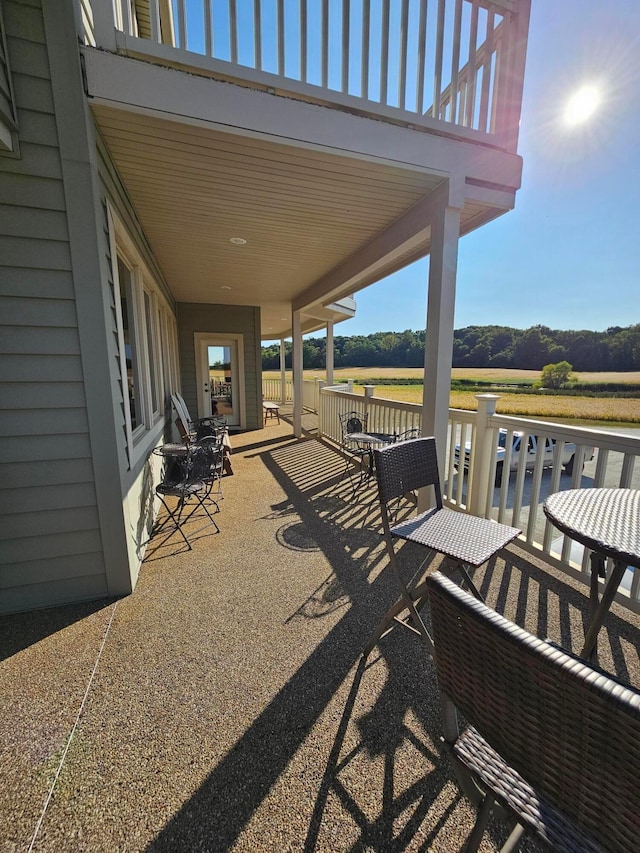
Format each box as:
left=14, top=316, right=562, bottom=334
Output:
left=195, top=333, right=244, bottom=428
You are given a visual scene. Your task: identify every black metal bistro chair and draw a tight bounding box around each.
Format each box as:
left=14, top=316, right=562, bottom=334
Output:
left=171, top=392, right=228, bottom=443
left=195, top=433, right=226, bottom=501
left=364, top=437, right=520, bottom=657
left=427, top=571, right=640, bottom=853
left=154, top=443, right=220, bottom=550
left=338, top=410, right=371, bottom=495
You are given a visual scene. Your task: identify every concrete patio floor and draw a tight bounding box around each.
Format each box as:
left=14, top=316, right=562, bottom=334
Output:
left=2, top=409, right=640, bottom=852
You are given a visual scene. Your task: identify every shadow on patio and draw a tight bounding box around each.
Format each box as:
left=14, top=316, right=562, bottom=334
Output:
left=3, top=417, right=640, bottom=852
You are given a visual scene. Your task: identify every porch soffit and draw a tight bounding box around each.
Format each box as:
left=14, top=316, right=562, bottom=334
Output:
left=92, top=104, right=511, bottom=339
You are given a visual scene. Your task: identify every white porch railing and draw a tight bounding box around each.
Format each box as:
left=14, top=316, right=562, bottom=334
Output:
left=318, top=386, right=640, bottom=616
left=84, top=0, right=530, bottom=151
left=263, top=377, right=293, bottom=402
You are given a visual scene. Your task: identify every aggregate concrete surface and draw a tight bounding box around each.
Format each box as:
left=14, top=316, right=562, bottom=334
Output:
left=2, top=411, right=639, bottom=852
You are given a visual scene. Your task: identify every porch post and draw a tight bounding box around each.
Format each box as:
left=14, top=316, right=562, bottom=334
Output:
left=292, top=310, right=303, bottom=437
left=421, top=186, right=462, bottom=506
left=326, top=320, right=334, bottom=386
left=279, top=338, right=286, bottom=405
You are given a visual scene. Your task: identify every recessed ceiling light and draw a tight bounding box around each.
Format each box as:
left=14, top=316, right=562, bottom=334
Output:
left=229, top=237, right=247, bottom=245
left=220, top=285, right=231, bottom=290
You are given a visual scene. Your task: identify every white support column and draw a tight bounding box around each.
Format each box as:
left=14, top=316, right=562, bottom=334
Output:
left=326, top=320, right=334, bottom=386
left=421, top=189, right=462, bottom=507
left=292, top=310, right=303, bottom=437
left=279, top=338, right=286, bottom=405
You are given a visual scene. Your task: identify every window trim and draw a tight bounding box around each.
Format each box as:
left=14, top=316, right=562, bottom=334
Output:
left=107, top=202, right=176, bottom=468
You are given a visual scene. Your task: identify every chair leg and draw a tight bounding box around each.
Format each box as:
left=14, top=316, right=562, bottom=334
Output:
left=194, top=492, right=220, bottom=533
left=464, top=793, right=495, bottom=853
left=499, top=822, right=526, bottom=853
left=363, top=584, right=434, bottom=658
left=363, top=540, right=435, bottom=657
left=456, top=562, right=484, bottom=602
left=154, top=495, right=193, bottom=550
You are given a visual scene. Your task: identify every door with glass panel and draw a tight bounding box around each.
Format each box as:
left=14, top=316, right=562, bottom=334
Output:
left=195, top=334, right=244, bottom=428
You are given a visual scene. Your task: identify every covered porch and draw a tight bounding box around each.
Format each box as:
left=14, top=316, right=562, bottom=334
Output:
left=3, top=412, right=639, bottom=851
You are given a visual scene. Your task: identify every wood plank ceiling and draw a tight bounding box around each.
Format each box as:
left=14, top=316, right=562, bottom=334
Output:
left=93, top=105, right=448, bottom=337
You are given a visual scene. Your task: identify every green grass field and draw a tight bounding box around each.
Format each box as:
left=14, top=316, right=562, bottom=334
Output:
left=263, top=367, right=640, bottom=425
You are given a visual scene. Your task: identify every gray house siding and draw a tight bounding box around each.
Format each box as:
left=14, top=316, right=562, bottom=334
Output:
left=177, top=303, right=262, bottom=431
left=0, top=0, right=108, bottom=612
left=0, top=0, right=142, bottom=614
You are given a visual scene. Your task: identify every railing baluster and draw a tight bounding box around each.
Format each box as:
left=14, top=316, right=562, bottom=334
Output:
left=342, top=0, right=350, bottom=93
left=277, top=0, right=285, bottom=76
left=526, top=442, right=545, bottom=543
left=620, top=453, right=635, bottom=488
left=204, top=0, right=213, bottom=57
left=176, top=0, right=186, bottom=50
left=449, top=0, right=462, bottom=122
left=542, top=441, right=564, bottom=552
left=254, top=0, right=262, bottom=69
left=432, top=0, right=445, bottom=120
left=594, top=447, right=608, bottom=487
left=380, top=0, right=390, bottom=105
left=415, top=0, right=428, bottom=114
left=361, top=0, right=370, bottom=99
left=322, top=0, right=329, bottom=89
left=510, top=430, right=528, bottom=529
left=464, top=0, right=479, bottom=128
left=300, top=0, right=307, bottom=82
left=149, top=0, right=161, bottom=44
left=229, top=0, right=238, bottom=64
left=120, top=0, right=133, bottom=36
left=478, top=9, right=494, bottom=131
left=398, top=0, right=409, bottom=110
left=631, top=569, right=640, bottom=606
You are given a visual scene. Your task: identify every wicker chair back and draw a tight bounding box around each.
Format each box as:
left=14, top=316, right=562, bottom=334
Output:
left=373, top=436, right=442, bottom=508
left=427, top=571, right=640, bottom=853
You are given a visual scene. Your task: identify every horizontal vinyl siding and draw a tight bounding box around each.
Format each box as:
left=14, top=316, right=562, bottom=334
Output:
left=0, top=0, right=107, bottom=612
left=1, top=570, right=108, bottom=614
left=176, top=303, right=262, bottom=431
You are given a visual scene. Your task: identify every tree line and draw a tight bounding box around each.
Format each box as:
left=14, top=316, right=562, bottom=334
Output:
left=262, top=324, right=640, bottom=372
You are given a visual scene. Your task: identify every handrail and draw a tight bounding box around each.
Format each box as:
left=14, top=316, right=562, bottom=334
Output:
left=85, top=0, right=530, bottom=150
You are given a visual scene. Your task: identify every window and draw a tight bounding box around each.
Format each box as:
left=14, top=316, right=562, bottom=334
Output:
left=118, top=257, right=143, bottom=432
left=143, top=288, right=159, bottom=416
left=109, top=204, right=177, bottom=466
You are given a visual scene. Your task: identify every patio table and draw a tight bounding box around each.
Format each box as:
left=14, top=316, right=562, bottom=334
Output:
left=543, top=488, right=640, bottom=661
left=347, top=431, right=397, bottom=480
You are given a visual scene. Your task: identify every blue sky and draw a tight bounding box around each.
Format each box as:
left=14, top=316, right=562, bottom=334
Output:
left=338, top=0, right=640, bottom=337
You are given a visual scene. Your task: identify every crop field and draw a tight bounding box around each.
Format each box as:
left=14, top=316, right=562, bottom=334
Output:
left=279, top=367, right=640, bottom=385
left=263, top=367, right=640, bottom=424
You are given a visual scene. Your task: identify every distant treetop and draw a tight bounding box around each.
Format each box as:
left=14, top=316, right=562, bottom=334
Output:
left=261, top=324, right=640, bottom=372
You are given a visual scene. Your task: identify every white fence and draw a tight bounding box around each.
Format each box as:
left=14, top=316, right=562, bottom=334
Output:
left=263, top=377, right=293, bottom=402
left=319, top=386, right=640, bottom=615
left=87, top=0, right=530, bottom=150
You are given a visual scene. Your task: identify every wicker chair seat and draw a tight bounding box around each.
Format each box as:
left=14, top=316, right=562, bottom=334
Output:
left=454, top=727, right=607, bottom=853
left=363, top=437, right=520, bottom=657
left=391, top=506, right=520, bottom=568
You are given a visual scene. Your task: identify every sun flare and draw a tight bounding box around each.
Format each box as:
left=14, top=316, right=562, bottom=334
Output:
left=564, top=85, right=601, bottom=125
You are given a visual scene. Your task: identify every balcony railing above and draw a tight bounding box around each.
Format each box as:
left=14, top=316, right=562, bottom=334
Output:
left=85, top=0, right=530, bottom=151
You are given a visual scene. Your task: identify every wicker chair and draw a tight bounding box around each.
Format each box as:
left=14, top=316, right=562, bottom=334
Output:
left=364, top=437, right=520, bottom=656
left=427, top=571, right=640, bottom=853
